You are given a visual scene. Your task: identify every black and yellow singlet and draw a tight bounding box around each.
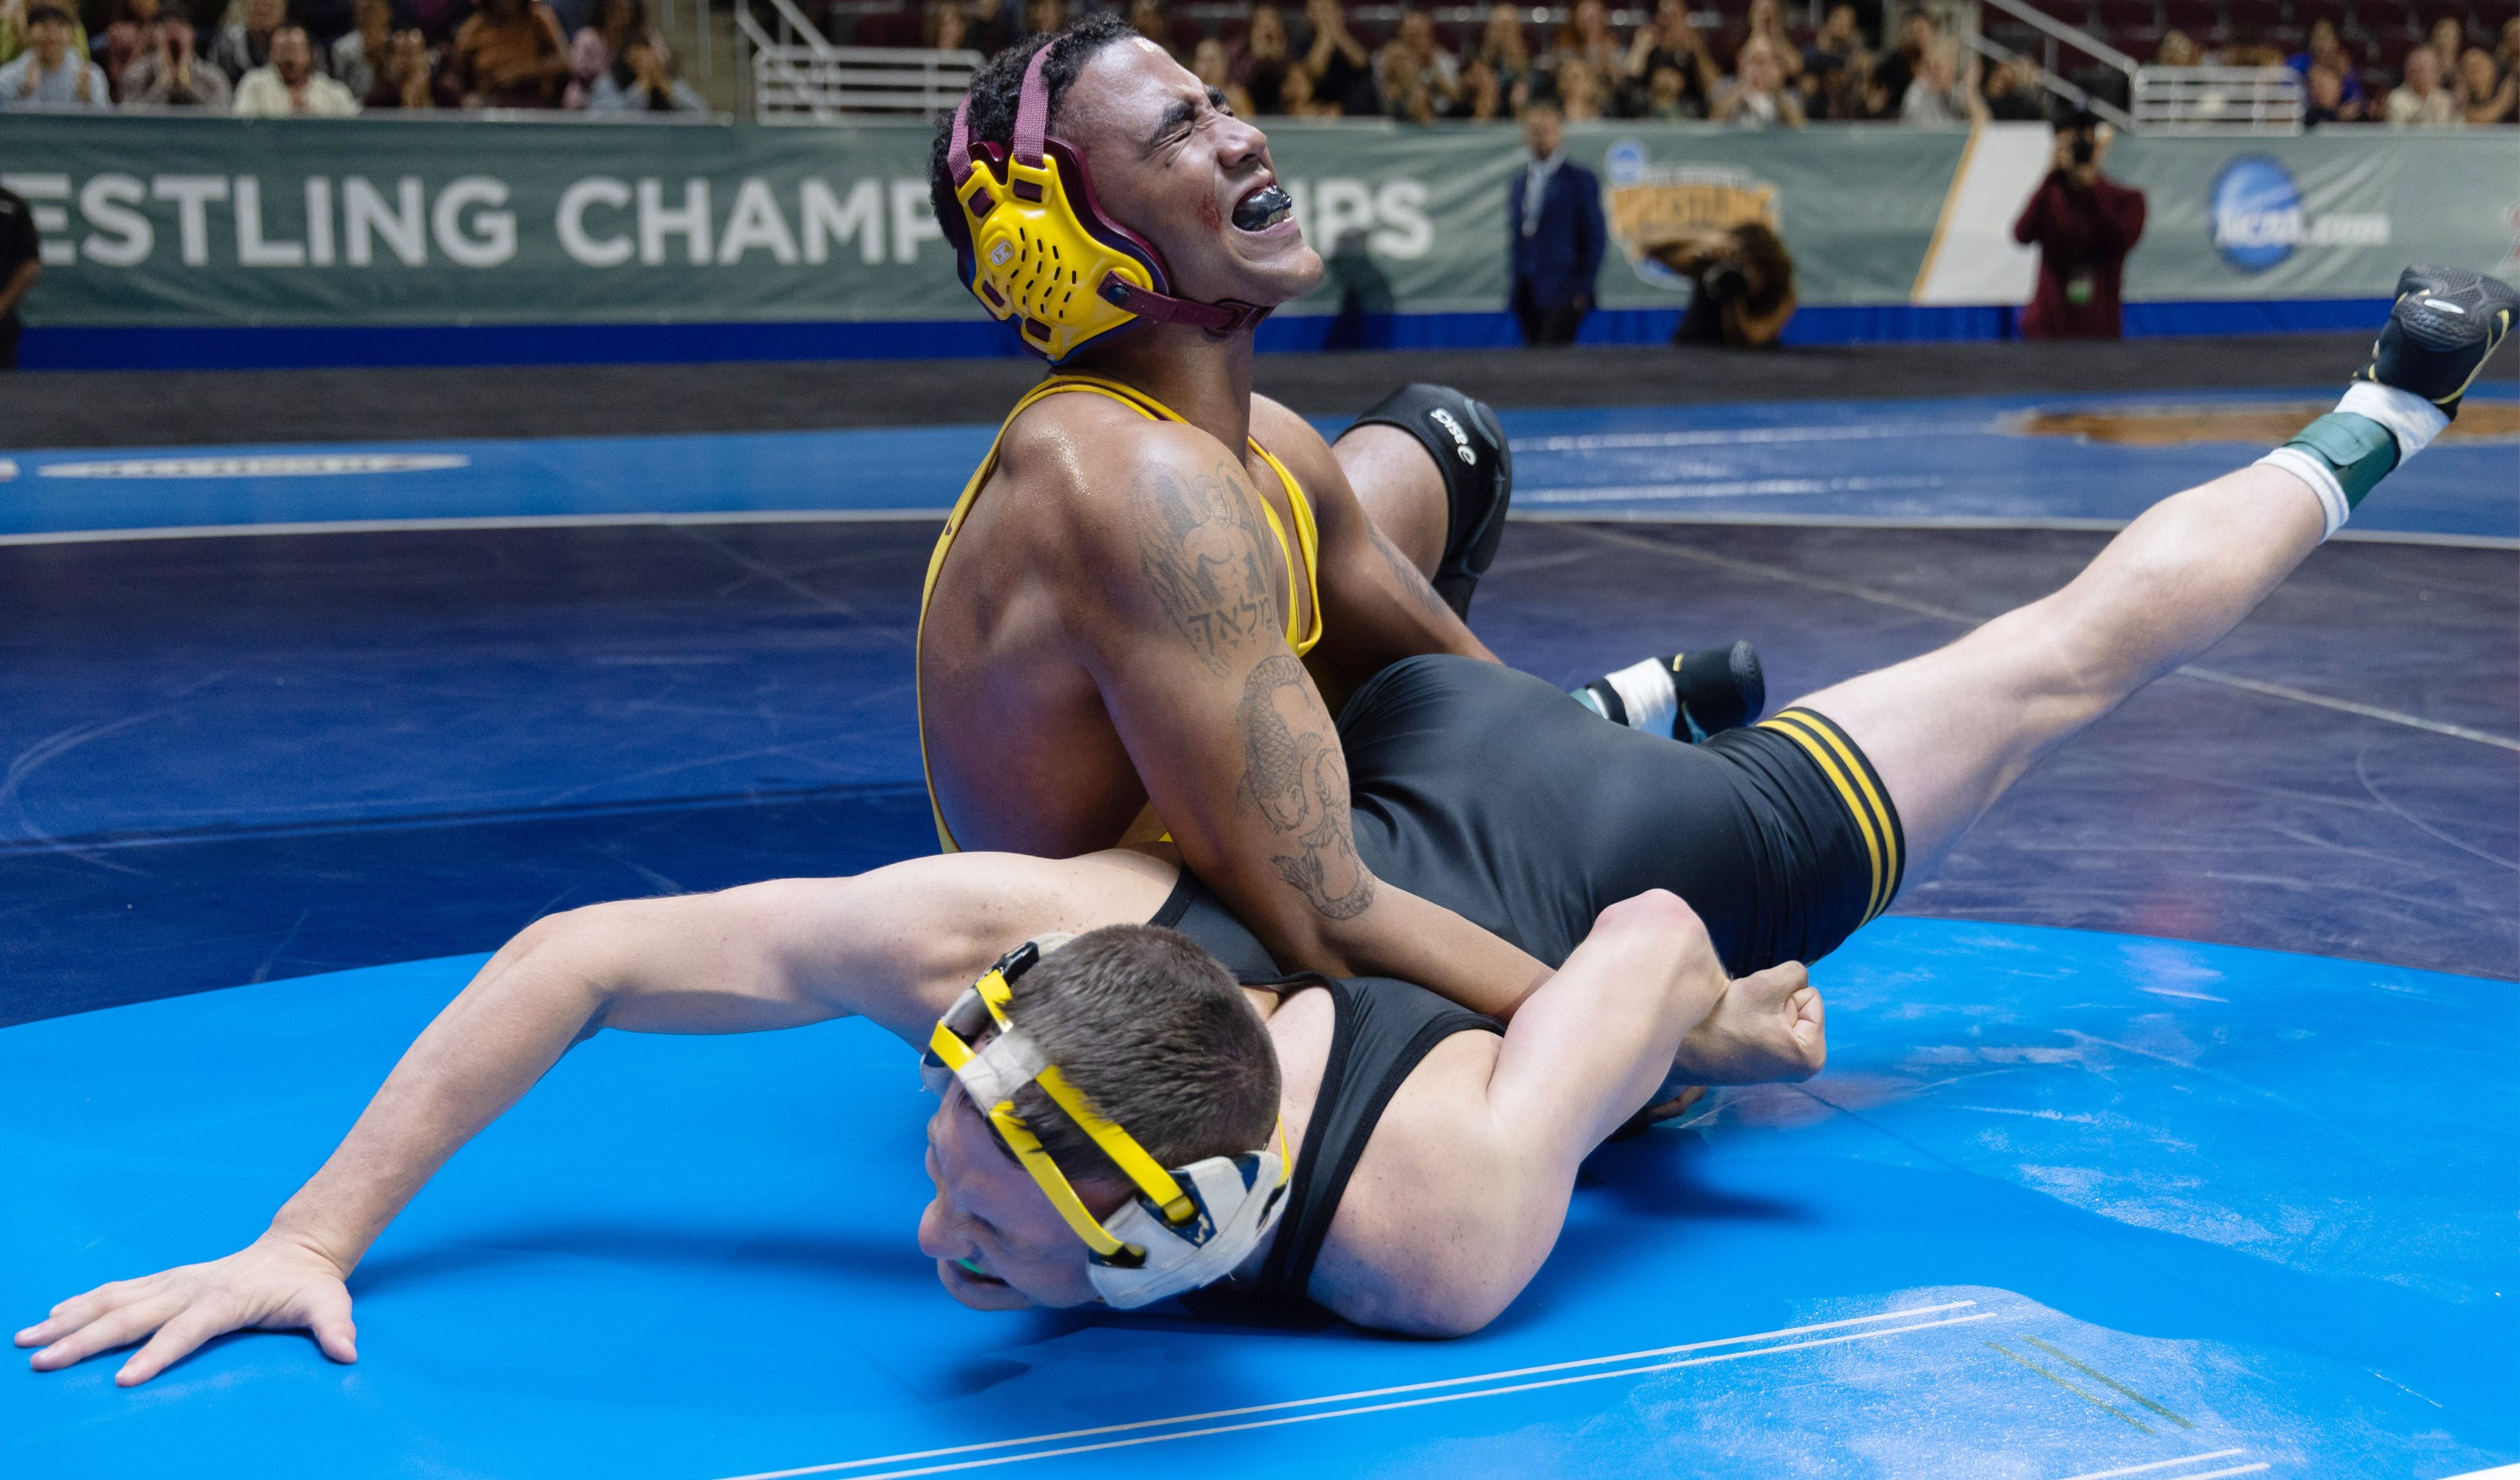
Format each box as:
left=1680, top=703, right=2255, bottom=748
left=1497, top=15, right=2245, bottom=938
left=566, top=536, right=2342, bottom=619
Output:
left=916, top=374, right=1325, bottom=853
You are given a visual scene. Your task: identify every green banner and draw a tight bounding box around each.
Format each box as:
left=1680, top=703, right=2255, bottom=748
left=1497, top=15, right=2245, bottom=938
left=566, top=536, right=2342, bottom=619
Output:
left=0, top=113, right=2504, bottom=329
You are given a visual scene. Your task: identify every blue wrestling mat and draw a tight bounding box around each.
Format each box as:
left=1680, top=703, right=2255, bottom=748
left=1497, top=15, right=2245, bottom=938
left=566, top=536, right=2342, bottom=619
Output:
left=4, top=920, right=2512, bottom=1478
left=5, top=385, right=2514, bottom=1477
left=3, top=388, right=2515, bottom=546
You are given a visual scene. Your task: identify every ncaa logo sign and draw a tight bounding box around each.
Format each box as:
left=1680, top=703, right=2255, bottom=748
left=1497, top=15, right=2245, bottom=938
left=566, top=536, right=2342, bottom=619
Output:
left=2210, top=156, right=2302, bottom=271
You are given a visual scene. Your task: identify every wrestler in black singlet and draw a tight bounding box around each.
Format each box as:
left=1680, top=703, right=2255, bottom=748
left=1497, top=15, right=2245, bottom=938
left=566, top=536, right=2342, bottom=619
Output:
left=1142, top=653, right=1906, bottom=1305
left=1149, top=875, right=1499, bottom=1309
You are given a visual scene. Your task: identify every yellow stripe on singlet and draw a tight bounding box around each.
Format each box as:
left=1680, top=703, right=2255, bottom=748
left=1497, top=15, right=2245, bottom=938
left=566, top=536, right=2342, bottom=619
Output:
left=914, top=374, right=1326, bottom=853
left=1759, top=707, right=1906, bottom=924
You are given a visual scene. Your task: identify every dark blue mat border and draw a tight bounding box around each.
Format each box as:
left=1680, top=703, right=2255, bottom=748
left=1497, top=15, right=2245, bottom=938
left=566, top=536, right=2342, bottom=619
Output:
left=18, top=298, right=2391, bottom=372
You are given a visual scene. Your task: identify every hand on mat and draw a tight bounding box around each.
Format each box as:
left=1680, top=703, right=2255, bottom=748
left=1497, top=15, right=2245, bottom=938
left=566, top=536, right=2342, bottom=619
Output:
left=1672, top=960, right=1825, bottom=1086
left=16, top=1231, right=356, bottom=1387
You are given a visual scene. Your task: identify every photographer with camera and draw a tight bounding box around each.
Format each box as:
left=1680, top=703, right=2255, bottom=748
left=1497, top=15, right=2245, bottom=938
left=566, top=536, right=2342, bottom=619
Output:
left=2011, top=111, right=2147, bottom=339
left=1646, top=222, right=1797, bottom=350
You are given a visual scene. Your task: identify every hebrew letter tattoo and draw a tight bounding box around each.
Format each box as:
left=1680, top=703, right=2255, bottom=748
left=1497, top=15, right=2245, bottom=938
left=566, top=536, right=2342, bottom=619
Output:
left=1132, top=462, right=1278, bottom=676
left=1235, top=654, right=1376, bottom=920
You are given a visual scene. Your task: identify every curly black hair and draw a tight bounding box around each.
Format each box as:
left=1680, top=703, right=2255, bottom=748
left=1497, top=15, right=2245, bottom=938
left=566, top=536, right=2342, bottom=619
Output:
left=927, top=13, right=1140, bottom=249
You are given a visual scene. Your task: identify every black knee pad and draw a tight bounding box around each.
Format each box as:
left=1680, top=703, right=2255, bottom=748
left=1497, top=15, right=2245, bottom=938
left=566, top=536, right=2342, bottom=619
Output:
left=1341, top=383, right=1514, bottom=619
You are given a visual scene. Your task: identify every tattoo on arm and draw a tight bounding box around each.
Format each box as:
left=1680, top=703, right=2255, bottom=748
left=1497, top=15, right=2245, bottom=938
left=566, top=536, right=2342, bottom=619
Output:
left=1131, top=461, right=1280, bottom=677
left=1234, top=654, right=1376, bottom=920
left=1367, top=520, right=1452, bottom=622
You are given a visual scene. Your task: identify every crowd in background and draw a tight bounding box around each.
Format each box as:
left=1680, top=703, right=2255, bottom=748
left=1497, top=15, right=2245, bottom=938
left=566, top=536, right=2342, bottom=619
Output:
left=3, top=0, right=2515, bottom=122
left=0, top=0, right=707, bottom=111
left=926, top=0, right=2520, bottom=127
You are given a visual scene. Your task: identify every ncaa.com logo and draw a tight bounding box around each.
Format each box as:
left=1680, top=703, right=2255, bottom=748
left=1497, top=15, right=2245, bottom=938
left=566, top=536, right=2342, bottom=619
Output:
left=2210, top=156, right=2390, bottom=272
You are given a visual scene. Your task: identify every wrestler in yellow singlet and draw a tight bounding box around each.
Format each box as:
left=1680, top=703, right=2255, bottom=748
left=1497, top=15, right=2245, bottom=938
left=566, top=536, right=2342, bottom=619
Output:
left=915, top=375, right=1324, bottom=853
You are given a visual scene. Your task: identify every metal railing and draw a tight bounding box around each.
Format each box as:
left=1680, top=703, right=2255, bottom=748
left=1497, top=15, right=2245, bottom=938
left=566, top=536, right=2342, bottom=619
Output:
left=2132, top=65, right=2302, bottom=132
left=1961, top=29, right=2138, bottom=130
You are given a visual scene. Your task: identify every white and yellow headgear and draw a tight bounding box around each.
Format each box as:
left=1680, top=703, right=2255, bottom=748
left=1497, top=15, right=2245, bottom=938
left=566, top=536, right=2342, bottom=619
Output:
left=942, top=41, right=1273, bottom=365
left=921, top=937, right=1293, bottom=1308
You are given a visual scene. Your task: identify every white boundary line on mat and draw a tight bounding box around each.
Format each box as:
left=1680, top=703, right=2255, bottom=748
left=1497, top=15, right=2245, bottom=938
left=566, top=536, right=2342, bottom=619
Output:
left=2053, top=1451, right=2255, bottom=1480
left=709, top=1304, right=1989, bottom=1480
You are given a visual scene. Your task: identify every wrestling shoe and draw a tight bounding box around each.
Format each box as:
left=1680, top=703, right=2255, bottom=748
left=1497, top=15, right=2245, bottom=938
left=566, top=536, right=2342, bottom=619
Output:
left=1341, top=384, right=1514, bottom=620
left=1572, top=640, right=1767, bottom=743
left=2357, top=265, right=2518, bottom=418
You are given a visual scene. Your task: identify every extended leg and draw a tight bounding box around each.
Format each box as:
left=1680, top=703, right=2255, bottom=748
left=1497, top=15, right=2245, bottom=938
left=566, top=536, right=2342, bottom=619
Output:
left=1803, top=266, right=2515, bottom=880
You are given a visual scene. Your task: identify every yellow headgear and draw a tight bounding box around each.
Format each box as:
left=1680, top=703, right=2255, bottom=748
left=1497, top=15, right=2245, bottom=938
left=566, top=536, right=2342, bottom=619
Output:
left=920, top=939, right=1293, bottom=1308
left=943, top=42, right=1272, bottom=365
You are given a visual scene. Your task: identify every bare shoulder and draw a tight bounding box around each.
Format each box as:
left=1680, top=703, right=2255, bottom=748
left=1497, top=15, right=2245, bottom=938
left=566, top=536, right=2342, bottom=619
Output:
left=1305, top=1028, right=1525, bottom=1336
left=1249, top=393, right=1345, bottom=495
left=995, top=395, right=1252, bottom=552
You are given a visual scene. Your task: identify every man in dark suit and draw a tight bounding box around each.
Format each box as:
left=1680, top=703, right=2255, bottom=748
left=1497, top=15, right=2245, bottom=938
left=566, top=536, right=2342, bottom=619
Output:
left=1505, top=100, right=1606, bottom=348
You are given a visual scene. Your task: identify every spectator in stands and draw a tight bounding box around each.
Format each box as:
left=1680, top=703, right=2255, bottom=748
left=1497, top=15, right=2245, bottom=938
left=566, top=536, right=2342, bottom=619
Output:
left=2385, top=45, right=2457, bottom=125
left=1901, top=38, right=1984, bottom=123
left=97, top=0, right=159, bottom=100
left=1554, top=53, right=1606, bottom=118
left=1275, top=51, right=1334, bottom=113
left=1740, top=0, right=1803, bottom=84
left=1641, top=63, right=1689, bottom=116
left=368, top=26, right=434, bottom=106
left=328, top=0, right=389, bottom=100
left=924, top=0, right=972, bottom=52
left=565, top=0, right=641, bottom=105
left=1022, top=0, right=1065, bottom=41
left=1869, top=9, right=1935, bottom=112
left=1798, top=2, right=1866, bottom=119
left=1191, top=36, right=1252, bottom=113
left=1473, top=1, right=1535, bottom=109
left=1506, top=99, right=1605, bottom=347
left=1126, top=0, right=1171, bottom=58
left=1714, top=35, right=1805, bottom=126
left=414, top=0, right=471, bottom=47
left=2302, top=61, right=2362, bottom=124
left=2013, top=112, right=2145, bottom=339
left=208, top=0, right=284, bottom=83
left=449, top=0, right=570, bottom=107
left=2458, top=47, right=2515, bottom=123
left=1, top=3, right=108, bottom=107
left=235, top=23, right=358, bottom=112
left=2500, top=15, right=2520, bottom=80
left=2155, top=29, right=2199, bottom=66
left=1457, top=54, right=1504, bottom=118
left=2286, top=19, right=2364, bottom=113
left=1627, top=0, right=1716, bottom=118
left=2425, top=17, right=2462, bottom=87
left=1376, top=8, right=1459, bottom=122
left=120, top=6, right=229, bottom=105
left=1550, top=0, right=1620, bottom=93
left=587, top=29, right=701, bottom=110
left=1299, top=0, right=1376, bottom=114
left=1981, top=54, right=2046, bottom=120
left=1649, top=221, right=1796, bottom=349
left=1231, top=3, right=1289, bottom=112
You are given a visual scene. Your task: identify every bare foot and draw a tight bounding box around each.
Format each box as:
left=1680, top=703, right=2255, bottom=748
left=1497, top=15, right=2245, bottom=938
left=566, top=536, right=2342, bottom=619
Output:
left=1672, top=961, right=1825, bottom=1085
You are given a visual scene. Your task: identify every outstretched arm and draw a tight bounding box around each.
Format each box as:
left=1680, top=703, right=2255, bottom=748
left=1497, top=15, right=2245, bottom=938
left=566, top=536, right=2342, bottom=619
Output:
left=17, top=852, right=1164, bottom=1386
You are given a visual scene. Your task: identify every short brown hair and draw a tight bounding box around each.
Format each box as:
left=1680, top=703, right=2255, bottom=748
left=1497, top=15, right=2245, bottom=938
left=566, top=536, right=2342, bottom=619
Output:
left=1001, top=925, right=1279, bottom=1188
